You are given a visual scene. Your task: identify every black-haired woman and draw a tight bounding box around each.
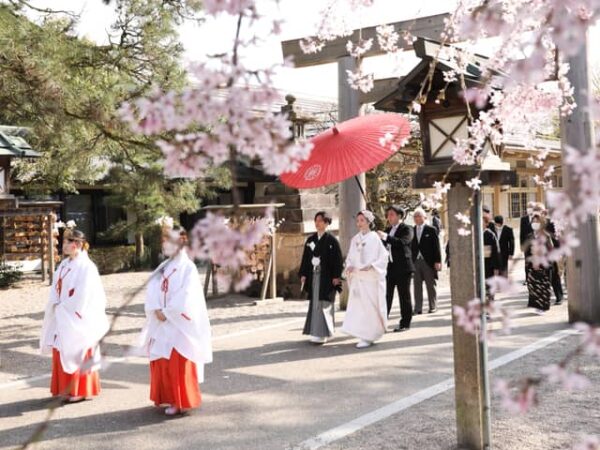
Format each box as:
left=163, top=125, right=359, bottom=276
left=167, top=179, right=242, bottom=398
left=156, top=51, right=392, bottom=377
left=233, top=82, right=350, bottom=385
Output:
left=299, top=211, right=343, bottom=344
left=40, top=229, right=109, bottom=402
left=524, top=214, right=554, bottom=314
left=138, top=226, right=213, bottom=416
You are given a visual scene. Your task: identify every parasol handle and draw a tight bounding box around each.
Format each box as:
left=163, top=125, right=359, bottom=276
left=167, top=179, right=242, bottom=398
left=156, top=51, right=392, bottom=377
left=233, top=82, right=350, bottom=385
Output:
left=354, top=175, right=368, bottom=204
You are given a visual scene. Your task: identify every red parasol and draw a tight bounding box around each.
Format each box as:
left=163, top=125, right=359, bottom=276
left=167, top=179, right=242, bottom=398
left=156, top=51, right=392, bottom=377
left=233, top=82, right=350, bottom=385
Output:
left=280, top=113, right=411, bottom=190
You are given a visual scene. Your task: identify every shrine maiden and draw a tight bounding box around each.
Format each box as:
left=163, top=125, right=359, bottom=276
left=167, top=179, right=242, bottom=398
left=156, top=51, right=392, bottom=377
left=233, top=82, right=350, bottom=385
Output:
left=40, top=229, right=109, bottom=402
left=138, top=227, right=212, bottom=416
left=341, top=210, right=389, bottom=348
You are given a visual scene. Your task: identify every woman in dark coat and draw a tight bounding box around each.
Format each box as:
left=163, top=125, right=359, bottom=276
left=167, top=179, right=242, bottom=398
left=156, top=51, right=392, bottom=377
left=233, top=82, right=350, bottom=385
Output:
left=524, top=213, right=554, bottom=314
left=299, top=211, right=343, bottom=344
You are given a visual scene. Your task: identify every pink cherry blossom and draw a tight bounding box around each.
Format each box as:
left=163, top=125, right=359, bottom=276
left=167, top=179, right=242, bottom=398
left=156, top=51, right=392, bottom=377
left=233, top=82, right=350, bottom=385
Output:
left=346, top=38, right=373, bottom=58
left=453, top=298, right=483, bottom=336
left=202, top=0, right=256, bottom=16
left=573, top=322, right=600, bottom=359
left=462, top=88, right=489, bottom=109
left=188, top=208, right=274, bottom=291
left=376, top=24, right=400, bottom=53
left=573, top=435, right=600, bottom=450
left=540, top=364, right=591, bottom=392
left=486, top=275, right=519, bottom=296
left=346, top=68, right=374, bottom=93
left=466, top=177, right=482, bottom=191
left=494, top=378, right=537, bottom=415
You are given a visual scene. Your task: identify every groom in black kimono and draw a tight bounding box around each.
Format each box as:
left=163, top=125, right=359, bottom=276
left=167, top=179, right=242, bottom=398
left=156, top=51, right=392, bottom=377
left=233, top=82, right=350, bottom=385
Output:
left=299, top=211, right=343, bottom=344
left=378, top=205, right=415, bottom=332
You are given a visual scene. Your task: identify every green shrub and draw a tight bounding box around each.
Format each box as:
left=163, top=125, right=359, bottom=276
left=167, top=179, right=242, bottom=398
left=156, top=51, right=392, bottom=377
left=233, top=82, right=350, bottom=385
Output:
left=0, top=262, right=23, bottom=288
left=87, top=245, right=138, bottom=274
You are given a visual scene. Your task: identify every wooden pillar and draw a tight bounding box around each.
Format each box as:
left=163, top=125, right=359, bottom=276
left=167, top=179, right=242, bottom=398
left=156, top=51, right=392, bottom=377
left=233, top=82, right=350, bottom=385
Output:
left=337, top=55, right=365, bottom=254
left=270, top=230, right=277, bottom=299
left=560, top=30, right=600, bottom=324
left=40, top=215, right=46, bottom=283
left=47, top=213, right=55, bottom=284
left=448, top=184, right=487, bottom=449
left=338, top=56, right=365, bottom=308
left=493, top=185, right=501, bottom=216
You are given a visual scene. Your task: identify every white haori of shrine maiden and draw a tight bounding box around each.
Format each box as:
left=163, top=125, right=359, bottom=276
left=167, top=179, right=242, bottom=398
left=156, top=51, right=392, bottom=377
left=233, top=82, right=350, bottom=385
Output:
left=40, top=251, right=109, bottom=373
left=138, top=249, right=213, bottom=382
left=341, top=230, right=389, bottom=342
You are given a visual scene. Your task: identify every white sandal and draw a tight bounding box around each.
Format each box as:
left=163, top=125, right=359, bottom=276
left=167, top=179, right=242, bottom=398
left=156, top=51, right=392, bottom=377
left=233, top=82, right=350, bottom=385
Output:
left=355, top=340, right=372, bottom=349
left=165, top=406, right=180, bottom=416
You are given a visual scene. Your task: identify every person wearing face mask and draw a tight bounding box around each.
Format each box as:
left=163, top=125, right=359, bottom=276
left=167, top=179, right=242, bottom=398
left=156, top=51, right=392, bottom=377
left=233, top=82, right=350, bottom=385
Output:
left=299, top=211, right=343, bottom=344
left=541, top=208, right=565, bottom=305
left=341, top=210, right=389, bottom=349
left=138, top=225, right=212, bottom=416
left=524, top=213, right=554, bottom=314
left=482, top=206, right=502, bottom=301
left=519, top=202, right=536, bottom=283
left=40, top=229, right=109, bottom=403
left=493, top=215, right=515, bottom=277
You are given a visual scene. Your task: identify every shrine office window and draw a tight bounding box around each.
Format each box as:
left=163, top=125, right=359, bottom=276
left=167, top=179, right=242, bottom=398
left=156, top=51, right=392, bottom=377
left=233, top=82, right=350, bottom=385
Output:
left=510, top=193, right=529, bottom=218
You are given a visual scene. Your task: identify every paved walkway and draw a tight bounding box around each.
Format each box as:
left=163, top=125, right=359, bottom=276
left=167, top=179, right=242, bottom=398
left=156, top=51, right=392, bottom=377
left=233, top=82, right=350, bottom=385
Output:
left=0, top=264, right=598, bottom=449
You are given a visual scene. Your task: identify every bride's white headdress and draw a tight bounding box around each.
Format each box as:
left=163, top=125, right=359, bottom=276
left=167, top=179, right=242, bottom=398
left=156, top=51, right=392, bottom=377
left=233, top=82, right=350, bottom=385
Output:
left=359, top=210, right=375, bottom=224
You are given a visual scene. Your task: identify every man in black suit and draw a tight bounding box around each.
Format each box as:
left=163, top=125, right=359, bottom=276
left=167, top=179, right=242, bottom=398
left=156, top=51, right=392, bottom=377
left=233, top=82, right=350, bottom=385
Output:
left=493, top=215, right=515, bottom=277
left=519, top=201, right=535, bottom=248
left=483, top=207, right=502, bottom=300
left=519, top=201, right=535, bottom=282
left=412, top=208, right=441, bottom=314
left=378, top=205, right=414, bottom=332
left=542, top=209, right=565, bottom=304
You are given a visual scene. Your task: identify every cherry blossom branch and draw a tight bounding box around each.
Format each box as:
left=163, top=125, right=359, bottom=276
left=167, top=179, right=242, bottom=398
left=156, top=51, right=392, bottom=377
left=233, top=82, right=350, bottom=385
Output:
left=494, top=322, right=599, bottom=415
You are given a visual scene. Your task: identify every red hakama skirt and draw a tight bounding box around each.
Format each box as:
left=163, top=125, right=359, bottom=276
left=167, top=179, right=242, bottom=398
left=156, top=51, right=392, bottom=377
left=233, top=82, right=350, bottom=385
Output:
left=150, top=349, right=201, bottom=409
left=51, top=348, right=100, bottom=397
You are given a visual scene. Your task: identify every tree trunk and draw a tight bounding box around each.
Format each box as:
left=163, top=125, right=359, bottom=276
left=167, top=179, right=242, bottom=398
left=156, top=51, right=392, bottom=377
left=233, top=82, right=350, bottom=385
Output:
left=135, top=231, right=145, bottom=265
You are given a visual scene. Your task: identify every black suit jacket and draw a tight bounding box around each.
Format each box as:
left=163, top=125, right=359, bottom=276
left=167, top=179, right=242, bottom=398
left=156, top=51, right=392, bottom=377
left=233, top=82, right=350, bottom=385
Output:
left=412, top=224, right=441, bottom=273
left=545, top=220, right=560, bottom=248
left=484, top=228, right=502, bottom=279
left=519, top=215, right=533, bottom=247
left=299, top=232, right=343, bottom=299
left=383, top=223, right=415, bottom=276
left=497, top=225, right=515, bottom=264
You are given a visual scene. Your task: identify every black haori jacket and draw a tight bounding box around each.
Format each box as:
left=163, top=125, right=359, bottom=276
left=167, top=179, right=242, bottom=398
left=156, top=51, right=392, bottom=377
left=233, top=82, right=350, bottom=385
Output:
left=299, top=232, right=343, bottom=300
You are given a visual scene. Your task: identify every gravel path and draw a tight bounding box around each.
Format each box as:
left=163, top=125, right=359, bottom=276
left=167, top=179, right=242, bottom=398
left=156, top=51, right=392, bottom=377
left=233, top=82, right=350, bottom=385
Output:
left=1, top=263, right=598, bottom=450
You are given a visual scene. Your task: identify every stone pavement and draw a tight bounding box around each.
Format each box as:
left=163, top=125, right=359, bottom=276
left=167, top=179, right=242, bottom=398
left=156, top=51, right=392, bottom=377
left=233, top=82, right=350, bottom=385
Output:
left=0, top=263, right=598, bottom=449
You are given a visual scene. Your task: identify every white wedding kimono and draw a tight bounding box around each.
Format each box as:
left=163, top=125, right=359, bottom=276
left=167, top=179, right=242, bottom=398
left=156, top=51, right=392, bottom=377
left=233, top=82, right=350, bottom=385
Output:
left=138, top=249, right=213, bottom=382
left=341, top=231, right=389, bottom=342
left=40, top=251, right=109, bottom=374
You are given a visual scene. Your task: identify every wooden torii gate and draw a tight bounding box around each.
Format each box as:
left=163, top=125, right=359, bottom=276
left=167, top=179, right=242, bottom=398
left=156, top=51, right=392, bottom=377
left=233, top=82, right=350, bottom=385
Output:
left=282, top=13, right=449, bottom=258
left=282, top=13, right=496, bottom=450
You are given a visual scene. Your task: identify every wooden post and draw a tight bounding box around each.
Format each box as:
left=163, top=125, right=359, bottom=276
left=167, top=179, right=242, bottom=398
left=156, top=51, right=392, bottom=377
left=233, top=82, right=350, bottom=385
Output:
left=338, top=56, right=365, bottom=254
left=270, top=231, right=277, bottom=299
left=40, top=215, right=46, bottom=283
left=560, top=30, right=600, bottom=324
left=493, top=185, right=501, bottom=216
left=47, top=213, right=55, bottom=284
left=338, top=56, right=365, bottom=309
left=448, top=184, right=486, bottom=449
left=203, top=262, right=212, bottom=297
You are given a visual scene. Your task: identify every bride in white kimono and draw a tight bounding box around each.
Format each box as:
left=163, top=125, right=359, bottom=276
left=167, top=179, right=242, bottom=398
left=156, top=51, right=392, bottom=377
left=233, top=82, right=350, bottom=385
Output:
left=341, top=210, right=389, bottom=348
